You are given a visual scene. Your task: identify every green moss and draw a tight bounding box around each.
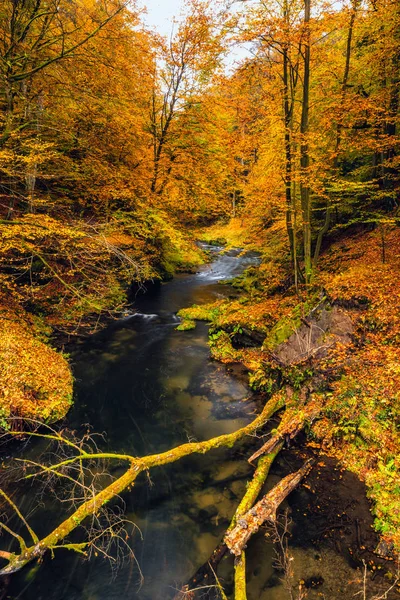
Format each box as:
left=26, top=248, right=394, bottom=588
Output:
left=234, top=554, right=248, bottom=600
left=209, top=330, right=240, bottom=362
left=230, top=267, right=263, bottom=296
left=177, top=303, right=221, bottom=323
left=264, top=315, right=302, bottom=349
left=176, top=318, right=196, bottom=331
left=263, top=295, right=324, bottom=350
left=282, top=364, right=314, bottom=390
left=248, top=365, right=276, bottom=393
left=146, top=210, right=205, bottom=275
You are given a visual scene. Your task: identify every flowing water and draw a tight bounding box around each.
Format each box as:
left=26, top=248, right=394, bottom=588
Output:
left=3, top=246, right=393, bottom=600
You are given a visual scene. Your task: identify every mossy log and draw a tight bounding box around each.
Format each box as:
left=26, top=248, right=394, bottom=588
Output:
left=173, top=441, right=284, bottom=598
left=248, top=401, right=320, bottom=464
left=234, top=552, right=247, bottom=600
left=0, top=394, right=285, bottom=576
left=231, top=445, right=284, bottom=600
left=225, top=460, right=313, bottom=557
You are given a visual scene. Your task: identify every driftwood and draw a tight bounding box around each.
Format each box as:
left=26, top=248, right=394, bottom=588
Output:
left=248, top=403, right=320, bottom=464
left=224, top=460, right=314, bottom=557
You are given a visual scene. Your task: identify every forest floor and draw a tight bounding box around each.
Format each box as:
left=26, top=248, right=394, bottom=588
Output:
left=178, top=218, right=400, bottom=561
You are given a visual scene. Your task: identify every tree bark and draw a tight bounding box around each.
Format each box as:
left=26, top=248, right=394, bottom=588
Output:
left=248, top=404, right=320, bottom=465
left=224, top=460, right=313, bottom=557
left=300, top=0, right=312, bottom=284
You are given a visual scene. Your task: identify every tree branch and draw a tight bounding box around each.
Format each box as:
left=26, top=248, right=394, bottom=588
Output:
left=0, top=393, right=285, bottom=575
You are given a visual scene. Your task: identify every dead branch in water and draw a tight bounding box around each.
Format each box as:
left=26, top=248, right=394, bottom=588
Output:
left=248, top=401, right=320, bottom=465
left=267, top=511, right=308, bottom=600
left=0, top=394, right=285, bottom=576
left=173, top=440, right=284, bottom=599
left=225, top=460, right=314, bottom=557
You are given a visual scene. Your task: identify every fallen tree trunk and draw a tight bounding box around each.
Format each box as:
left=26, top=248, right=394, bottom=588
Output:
left=230, top=406, right=317, bottom=600
left=248, top=401, right=320, bottom=464
left=173, top=404, right=315, bottom=598
left=0, top=394, right=285, bottom=576
left=173, top=441, right=285, bottom=599
left=234, top=552, right=247, bottom=600
left=225, top=460, right=313, bottom=557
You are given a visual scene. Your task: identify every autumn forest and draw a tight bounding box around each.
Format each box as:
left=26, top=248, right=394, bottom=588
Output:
left=0, top=0, right=399, bottom=598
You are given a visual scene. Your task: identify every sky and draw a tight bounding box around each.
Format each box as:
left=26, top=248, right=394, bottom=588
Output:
left=140, top=0, right=253, bottom=68
left=141, top=0, right=185, bottom=36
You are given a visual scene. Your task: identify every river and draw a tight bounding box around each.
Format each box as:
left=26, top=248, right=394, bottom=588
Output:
left=3, top=246, right=393, bottom=600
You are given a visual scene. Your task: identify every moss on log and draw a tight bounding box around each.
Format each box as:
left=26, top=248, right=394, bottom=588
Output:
left=225, top=460, right=313, bottom=557
left=0, top=393, right=285, bottom=576
left=173, top=440, right=284, bottom=599
left=234, top=552, right=248, bottom=600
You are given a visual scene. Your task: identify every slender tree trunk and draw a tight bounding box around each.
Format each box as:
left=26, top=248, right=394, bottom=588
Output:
left=282, top=0, right=300, bottom=288
left=25, top=85, right=42, bottom=214
left=4, top=80, right=17, bottom=219
left=313, top=0, right=360, bottom=267
left=381, top=2, right=399, bottom=210
left=292, top=178, right=300, bottom=289
left=300, top=0, right=311, bottom=284
left=368, top=2, right=399, bottom=209
left=283, top=45, right=295, bottom=268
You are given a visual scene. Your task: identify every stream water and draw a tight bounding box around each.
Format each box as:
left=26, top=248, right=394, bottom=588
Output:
left=6, top=246, right=264, bottom=600
left=3, top=246, right=394, bottom=600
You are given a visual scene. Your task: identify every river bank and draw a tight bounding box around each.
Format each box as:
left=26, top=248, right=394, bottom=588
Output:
left=1, top=245, right=260, bottom=598
left=0, top=213, right=206, bottom=427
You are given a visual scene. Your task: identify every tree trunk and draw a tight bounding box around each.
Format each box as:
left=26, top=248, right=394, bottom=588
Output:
left=224, top=460, right=313, bottom=557
left=300, top=0, right=312, bottom=284
left=283, top=44, right=295, bottom=270
left=313, top=0, right=360, bottom=267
